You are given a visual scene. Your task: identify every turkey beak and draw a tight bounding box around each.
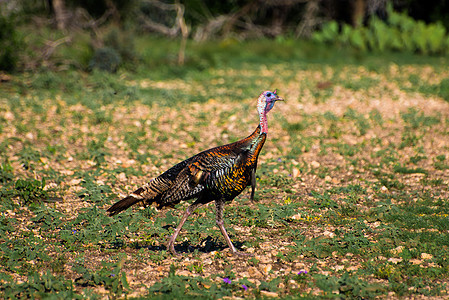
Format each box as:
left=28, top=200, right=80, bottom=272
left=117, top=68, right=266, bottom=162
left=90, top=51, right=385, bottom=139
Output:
left=275, top=96, right=284, bottom=102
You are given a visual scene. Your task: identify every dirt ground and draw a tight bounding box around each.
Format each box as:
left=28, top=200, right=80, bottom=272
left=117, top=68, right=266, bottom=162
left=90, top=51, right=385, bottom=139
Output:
left=1, top=64, right=449, bottom=298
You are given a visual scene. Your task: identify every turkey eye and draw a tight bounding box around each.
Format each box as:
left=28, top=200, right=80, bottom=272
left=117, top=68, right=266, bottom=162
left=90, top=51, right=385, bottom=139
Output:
left=266, top=93, right=272, bottom=97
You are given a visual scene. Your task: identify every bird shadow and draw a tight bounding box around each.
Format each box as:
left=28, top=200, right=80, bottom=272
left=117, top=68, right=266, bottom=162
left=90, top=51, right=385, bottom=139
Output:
left=131, top=236, right=246, bottom=255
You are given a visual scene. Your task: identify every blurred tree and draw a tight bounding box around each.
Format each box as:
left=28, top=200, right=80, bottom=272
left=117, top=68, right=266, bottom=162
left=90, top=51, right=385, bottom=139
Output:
left=352, top=0, right=365, bottom=27
left=52, top=0, right=67, bottom=30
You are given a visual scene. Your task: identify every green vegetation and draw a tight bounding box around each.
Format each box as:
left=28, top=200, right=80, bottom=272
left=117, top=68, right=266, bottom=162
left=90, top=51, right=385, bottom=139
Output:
left=0, top=14, right=22, bottom=71
left=313, top=4, right=449, bottom=55
left=1, top=35, right=449, bottom=298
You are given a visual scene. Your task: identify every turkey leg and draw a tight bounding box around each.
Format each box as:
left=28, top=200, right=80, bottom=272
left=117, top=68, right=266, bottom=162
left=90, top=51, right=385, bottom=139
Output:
left=167, top=201, right=202, bottom=255
left=215, top=200, right=251, bottom=256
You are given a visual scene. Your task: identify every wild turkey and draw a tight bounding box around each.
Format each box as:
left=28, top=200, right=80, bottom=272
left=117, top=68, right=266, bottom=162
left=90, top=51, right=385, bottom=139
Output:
left=107, top=90, right=283, bottom=255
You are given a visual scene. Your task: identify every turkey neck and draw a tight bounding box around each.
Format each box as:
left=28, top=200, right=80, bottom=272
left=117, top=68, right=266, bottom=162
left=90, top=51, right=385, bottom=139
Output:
left=246, top=127, right=266, bottom=166
left=259, top=109, right=268, bottom=134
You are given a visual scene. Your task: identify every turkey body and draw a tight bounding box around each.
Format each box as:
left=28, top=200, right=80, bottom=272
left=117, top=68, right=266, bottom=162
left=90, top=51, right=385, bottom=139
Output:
left=108, top=126, right=265, bottom=213
left=107, top=90, right=282, bottom=255
left=154, top=126, right=264, bottom=208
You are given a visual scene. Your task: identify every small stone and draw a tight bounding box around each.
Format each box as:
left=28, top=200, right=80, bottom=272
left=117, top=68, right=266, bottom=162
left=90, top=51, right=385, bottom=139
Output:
left=69, top=178, right=82, bottom=186
left=248, top=266, right=262, bottom=277
left=292, top=213, right=302, bottom=220
left=259, top=242, right=271, bottom=250
left=117, top=172, right=127, bottom=181
left=4, top=111, right=14, bottom=121
left=426, top=262, right=439, bottom=268
left=61, top=170, right=74, bottom=176
left=44, top=182, right=57, bottom=190
left=334, top=265, right=345, bottom=271
left=261, top=264, right=272, bottom=275
left=292, top=167, right=300, bottom=178
left=294, top=262, right=306, bottom=269
left=324, top=175, right=332, bottom=182
left=323, top=230, right=335, bottom=238
left=260, top=291, right=279, bottom=298
left=311, top=161, right=320, bottom=168
left=347, top=265, right=359, bottom=271
left=177, top=270, right=192, bottom=276
left=388, top=257, right=403, bottom=264
left=390, top=246, right=404, bottom=255
left=421, top=253, right=433, bottom=260
left=123, top=159, right=136, bottom=167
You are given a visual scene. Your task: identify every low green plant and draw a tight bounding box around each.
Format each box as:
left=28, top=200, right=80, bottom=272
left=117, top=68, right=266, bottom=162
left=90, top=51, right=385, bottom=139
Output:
left=17, top=145, right=41, bottom=170
left=313, top=4, right=449, bottom=54
left=310, top=190, right=338, bottom=209
left=434, top=154, right=449, bottom=170
left=0, top=160, right=13, bottom=183
left=85, top=136, right=110, bottom=165
left=61, top=204, right=144, bottom=248
left=1, top=271, right=77, bottom=299
left=74, top=257, right=129, bottom=296
left=393, top=164, right=428, bottom=175
left=147, top=266, right=235, bottom=298
left=14, top=178, right=48, bottom=204
left=401, top=108, right=440, bottom=129
left=30, top=203, right=66, bottom=231
left=258, top=277, right=281, bottom=293
left=399, top=131, right=421, bottom=149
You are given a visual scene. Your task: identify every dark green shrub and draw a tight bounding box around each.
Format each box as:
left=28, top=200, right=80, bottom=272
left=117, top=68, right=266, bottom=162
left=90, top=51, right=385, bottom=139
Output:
left=0, top=14, right=22, bottom=71
left=88, top=47, right=121, bottom=73
left=104, top=28, right=138, bottom=65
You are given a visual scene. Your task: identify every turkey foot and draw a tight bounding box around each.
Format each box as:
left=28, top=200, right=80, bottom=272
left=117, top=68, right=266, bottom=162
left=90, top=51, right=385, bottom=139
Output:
left=167, top=240, right=179, bottom=256
left=231, top=250, right=254, bottom=257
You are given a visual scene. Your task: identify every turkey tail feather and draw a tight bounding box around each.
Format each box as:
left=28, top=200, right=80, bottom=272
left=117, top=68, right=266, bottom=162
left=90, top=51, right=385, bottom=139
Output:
left=107, top=194, right=142, bottom=216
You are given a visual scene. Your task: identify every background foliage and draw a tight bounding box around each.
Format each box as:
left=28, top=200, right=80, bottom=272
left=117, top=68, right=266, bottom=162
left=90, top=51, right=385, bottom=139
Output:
left=1, top=0, right=449, bottom=72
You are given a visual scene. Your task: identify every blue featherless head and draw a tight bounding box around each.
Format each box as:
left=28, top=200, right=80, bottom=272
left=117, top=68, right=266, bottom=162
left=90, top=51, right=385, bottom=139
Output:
left=257, top=89, right=284, bottom=133
left=258, top=89, right=284, bottom=114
